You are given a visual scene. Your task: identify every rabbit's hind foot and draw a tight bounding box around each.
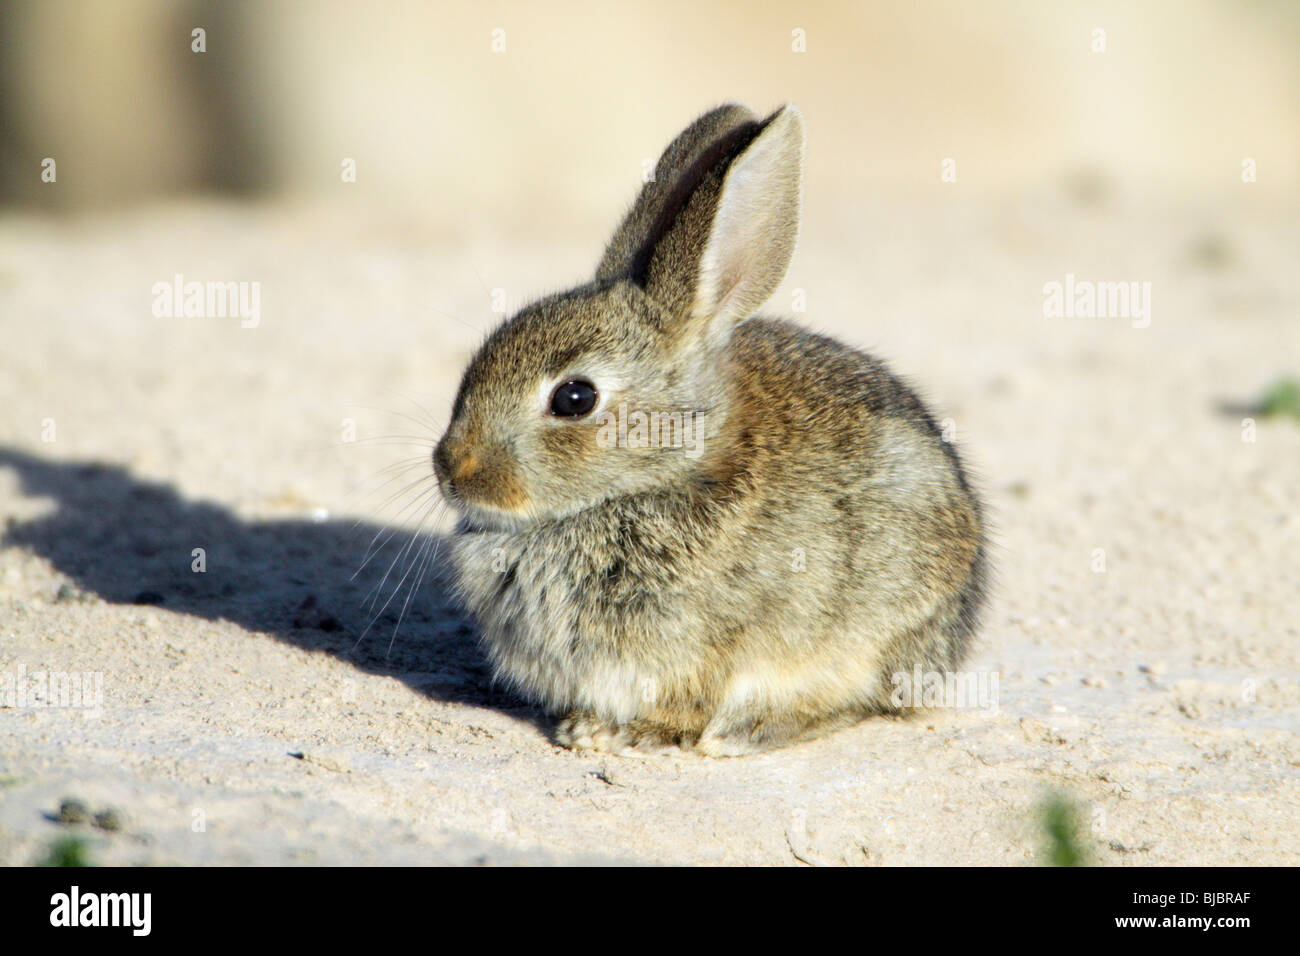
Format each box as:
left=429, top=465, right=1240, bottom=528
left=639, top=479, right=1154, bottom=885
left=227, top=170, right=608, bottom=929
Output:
left=555, top=711, right=691, bottom=757
left=694, top=709, right=859, bottom=757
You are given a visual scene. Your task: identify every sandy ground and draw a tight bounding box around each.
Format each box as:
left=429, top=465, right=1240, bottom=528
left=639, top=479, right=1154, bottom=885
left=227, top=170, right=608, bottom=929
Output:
left=1, top=191, right=1296, bottom=866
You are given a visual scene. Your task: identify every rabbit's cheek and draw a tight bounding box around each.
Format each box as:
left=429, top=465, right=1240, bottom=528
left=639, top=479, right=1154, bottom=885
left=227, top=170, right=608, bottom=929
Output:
left=539, top=423, right=599, bottom=463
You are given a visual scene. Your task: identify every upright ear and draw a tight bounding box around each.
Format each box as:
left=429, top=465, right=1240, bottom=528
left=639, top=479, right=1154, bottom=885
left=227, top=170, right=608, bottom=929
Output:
left=687, top=104, right=804, bottom=332
left=637, top=105, right=805, bottom=346
left=596, top=103, right=758, bottom=283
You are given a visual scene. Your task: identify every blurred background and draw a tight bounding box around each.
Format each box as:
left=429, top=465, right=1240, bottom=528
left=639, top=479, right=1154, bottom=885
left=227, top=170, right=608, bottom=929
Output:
left=3, top=0, right=1297, bottom=222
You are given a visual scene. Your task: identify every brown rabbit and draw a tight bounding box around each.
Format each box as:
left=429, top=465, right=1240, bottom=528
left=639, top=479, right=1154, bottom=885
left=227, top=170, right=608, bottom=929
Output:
left=433, top=103, right=988, bottom=756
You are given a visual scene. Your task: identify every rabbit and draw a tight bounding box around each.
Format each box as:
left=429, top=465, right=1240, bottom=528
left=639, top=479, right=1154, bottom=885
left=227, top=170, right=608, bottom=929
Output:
left=433, top=103, right=989, bottom=757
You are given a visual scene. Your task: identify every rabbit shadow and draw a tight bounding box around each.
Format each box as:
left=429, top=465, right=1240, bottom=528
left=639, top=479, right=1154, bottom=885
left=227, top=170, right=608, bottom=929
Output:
left=0, top=447, right=539, bottom=724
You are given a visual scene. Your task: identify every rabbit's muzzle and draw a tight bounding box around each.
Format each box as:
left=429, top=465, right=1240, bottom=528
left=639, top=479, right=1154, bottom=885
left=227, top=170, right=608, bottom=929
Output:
left=434, top=432, right=527, bottom=512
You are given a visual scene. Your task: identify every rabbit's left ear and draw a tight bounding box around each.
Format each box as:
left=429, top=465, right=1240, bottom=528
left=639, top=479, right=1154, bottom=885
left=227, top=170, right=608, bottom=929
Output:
left=637, top=105, right=805, bottom=348
left=689, top=104, right=804, bottom=333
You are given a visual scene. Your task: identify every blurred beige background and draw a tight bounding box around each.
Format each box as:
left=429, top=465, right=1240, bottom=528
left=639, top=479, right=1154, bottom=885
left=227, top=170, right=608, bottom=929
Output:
left=3, top=0, right=1298, bottom=231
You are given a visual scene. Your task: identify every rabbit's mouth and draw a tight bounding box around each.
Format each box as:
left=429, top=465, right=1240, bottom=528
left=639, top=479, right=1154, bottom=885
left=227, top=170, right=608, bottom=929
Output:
left=449, top=496, right=540, bottom=535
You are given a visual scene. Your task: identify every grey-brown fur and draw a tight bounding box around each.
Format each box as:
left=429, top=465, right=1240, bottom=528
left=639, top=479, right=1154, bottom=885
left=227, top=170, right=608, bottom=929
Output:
left=433, top=104, right=988, bottom=755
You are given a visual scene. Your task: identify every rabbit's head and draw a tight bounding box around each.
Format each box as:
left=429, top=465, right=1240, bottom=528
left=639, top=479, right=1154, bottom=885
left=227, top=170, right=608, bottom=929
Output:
left=434, top=104, right=804, bottom=529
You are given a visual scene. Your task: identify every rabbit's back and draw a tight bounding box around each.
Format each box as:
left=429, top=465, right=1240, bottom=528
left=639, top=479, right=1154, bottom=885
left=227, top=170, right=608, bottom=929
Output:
left=708, top=316, right=987, bottom=674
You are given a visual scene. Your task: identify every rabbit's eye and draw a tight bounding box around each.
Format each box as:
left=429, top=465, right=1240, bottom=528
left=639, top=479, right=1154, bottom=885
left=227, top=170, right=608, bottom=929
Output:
left=550, top=379, right=598, bottom=417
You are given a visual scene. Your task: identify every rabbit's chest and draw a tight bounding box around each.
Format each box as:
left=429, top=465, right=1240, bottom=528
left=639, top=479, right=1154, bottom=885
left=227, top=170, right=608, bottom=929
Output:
left=452, top=530, right=582, bottom=640
left=449, top=526, right=689, bottom=711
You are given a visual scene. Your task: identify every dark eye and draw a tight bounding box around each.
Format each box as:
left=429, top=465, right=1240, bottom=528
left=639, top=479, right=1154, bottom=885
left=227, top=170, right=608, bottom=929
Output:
left=549, top=379, right=598, bottom=417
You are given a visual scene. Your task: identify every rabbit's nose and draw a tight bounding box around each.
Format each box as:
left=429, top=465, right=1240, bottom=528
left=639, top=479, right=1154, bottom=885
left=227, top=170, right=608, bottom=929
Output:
left=452, top=452, right=481, bottom=481
left=433, top=437, right=457, bottom=485
left=434, top=435, right=481, bottom=488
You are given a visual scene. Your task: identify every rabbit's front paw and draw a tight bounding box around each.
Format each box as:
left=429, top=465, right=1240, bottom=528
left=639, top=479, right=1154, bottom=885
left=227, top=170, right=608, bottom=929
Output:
left=554, top=711, right=608, bottom=750
left=555, top=711, right=682, bottom=756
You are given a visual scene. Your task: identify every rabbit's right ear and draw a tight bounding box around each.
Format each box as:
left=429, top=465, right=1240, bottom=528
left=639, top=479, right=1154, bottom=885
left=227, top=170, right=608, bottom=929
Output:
left=630, top=105, right=804, bottom=352
left=596, top=104, right=758, bottom=283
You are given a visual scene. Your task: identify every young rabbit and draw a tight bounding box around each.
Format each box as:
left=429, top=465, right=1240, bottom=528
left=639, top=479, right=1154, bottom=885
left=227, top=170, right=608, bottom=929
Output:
left=433, top=103, right=988, bottom=756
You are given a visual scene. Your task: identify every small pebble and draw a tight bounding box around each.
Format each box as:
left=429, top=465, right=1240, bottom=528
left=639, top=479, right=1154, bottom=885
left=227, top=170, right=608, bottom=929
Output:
left=93, top=809, right=124, bottom=832
left=58, top=799, right=89, bottom=825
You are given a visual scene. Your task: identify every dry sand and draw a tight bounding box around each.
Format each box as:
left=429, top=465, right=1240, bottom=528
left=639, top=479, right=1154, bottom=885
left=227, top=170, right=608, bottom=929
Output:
left=1, top=190, right=1296, bottom=865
